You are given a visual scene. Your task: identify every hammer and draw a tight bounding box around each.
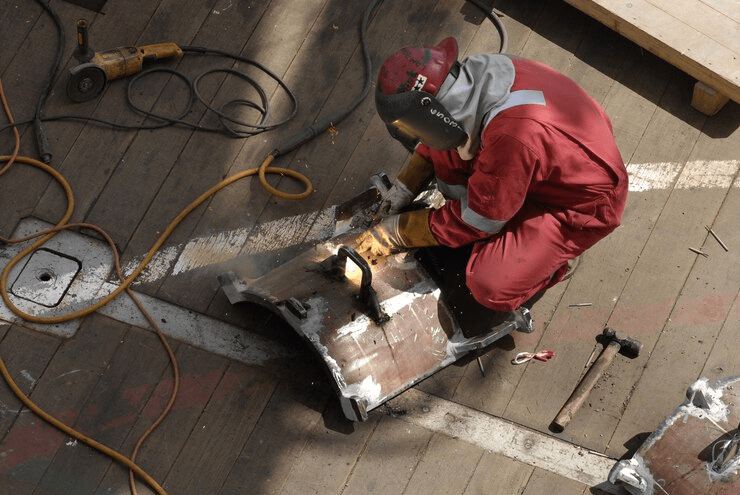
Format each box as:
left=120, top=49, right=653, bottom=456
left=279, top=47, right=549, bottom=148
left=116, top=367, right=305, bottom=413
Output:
left=551, top=327, right=642, bottom=433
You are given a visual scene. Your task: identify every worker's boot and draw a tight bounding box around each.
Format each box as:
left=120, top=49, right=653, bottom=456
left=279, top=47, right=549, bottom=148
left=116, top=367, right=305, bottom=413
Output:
left=415, top=245, right=513, bottom=338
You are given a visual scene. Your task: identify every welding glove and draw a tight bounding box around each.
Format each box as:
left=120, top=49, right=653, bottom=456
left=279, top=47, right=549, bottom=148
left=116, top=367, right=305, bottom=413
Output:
left=356, top=209, right=439, bottom=256
left=378, top=153, right=435, bottom=216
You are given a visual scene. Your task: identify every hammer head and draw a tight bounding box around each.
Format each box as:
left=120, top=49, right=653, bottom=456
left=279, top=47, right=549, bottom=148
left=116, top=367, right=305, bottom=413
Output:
left=601, top=327, right=642, bottom=359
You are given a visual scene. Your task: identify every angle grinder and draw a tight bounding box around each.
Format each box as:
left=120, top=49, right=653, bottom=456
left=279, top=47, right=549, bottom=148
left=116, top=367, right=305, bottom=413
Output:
left=67, top=19, right=183, bottom=102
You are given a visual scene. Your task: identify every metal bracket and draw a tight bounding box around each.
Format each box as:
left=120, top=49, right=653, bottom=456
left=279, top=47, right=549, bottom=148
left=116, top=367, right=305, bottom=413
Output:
left=327, top=246, right=389, bottom=325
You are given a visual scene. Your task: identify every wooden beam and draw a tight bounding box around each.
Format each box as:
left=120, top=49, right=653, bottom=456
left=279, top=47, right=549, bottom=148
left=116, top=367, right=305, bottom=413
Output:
left=692, top=81, right=731, bottom=116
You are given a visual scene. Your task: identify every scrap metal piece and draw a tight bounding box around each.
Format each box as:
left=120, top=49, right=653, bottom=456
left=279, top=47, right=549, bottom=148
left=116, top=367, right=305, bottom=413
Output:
left=219, top=230, right=532, bottom=422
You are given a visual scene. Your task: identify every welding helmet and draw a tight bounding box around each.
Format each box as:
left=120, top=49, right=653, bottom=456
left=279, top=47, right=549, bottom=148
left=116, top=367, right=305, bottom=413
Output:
left=376, top=37, right=468, bottom=151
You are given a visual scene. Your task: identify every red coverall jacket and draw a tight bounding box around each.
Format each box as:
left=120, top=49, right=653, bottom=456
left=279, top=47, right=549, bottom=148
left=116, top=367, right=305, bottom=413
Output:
left=415, top=58, right=628, bottom=311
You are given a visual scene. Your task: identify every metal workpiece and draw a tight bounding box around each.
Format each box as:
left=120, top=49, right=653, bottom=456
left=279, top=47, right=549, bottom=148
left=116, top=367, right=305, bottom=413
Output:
left=219, top=230, right=532, bottom=422
left=609, top=376, right=740, bottom=494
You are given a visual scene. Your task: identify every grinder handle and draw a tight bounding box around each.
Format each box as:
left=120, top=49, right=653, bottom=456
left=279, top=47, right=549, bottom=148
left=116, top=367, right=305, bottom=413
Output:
left=138, top=43, right=184, bottom=61
left=551, top=340, right=621, bottom=433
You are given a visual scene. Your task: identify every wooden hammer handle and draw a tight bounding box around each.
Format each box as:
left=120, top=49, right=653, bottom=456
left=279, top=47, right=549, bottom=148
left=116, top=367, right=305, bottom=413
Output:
left=551, top=340, right=621, bottom=432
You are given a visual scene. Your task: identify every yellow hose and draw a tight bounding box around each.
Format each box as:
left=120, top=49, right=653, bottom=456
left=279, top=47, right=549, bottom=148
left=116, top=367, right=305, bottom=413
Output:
left=0, top=151, right=313, bottom=494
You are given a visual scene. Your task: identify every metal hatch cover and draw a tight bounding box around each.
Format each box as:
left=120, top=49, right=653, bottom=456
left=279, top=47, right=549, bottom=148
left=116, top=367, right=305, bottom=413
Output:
left=10, top=248, right=82, bottom=308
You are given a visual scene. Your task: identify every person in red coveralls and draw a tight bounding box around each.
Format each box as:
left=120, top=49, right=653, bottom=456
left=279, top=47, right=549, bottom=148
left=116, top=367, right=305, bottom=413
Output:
left=358, top=37, right=628, bottom=313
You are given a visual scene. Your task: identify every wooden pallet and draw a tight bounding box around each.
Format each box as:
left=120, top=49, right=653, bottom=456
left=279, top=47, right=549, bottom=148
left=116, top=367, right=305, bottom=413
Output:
left=564, top=0, right=740, bottom=115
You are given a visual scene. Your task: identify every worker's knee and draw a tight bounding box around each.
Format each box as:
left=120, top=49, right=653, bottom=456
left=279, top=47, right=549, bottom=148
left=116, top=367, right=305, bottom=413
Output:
left=466, top=272, right=528, bottom=312
left=466, top=263, right=563, bottom=312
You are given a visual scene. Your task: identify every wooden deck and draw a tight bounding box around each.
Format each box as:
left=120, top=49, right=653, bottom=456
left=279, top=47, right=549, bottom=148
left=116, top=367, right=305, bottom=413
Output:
left=564, top=0, right=740, bottom=115
left=2, top=0, right=740, bottom=494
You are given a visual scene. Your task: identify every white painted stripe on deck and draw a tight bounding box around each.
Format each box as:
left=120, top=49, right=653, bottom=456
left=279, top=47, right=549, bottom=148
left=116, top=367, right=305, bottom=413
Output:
left=674, top=159, right=739, bottom=189
left=387, top=388, right=622, bottom=493
left=627, top=159, right=739, bottom=192
left=123, top=206, right=338, bottom=283
left=121, top=159, right=739, bottom=284
left=626, top=161, right=681, bottom=192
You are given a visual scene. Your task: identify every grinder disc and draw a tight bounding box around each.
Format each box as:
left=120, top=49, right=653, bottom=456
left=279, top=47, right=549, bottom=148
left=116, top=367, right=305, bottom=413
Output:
left=67, top=63, right=107, bottom=102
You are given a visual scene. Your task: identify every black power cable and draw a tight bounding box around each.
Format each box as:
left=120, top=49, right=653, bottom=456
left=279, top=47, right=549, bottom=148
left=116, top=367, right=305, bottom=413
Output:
left=6, top=0, right=505, bottom=160
left=466, top=0, right=509, bottom=54
left=32, top=0, right=65, bottom=164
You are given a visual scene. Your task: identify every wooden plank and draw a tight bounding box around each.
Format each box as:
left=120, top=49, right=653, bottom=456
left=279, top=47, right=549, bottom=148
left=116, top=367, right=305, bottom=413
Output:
left=342, top=415, right=434, bottom=495
left=607, top=103, right=740, bottom=455
left=33, top=325, right=178, bottom=494
left=388, top=388, right=619, bottom=490
left=95, top=342, right=229, bottom=490
left=519, top=0, right=591, bottom=70
left=463, top=451, right=534, bottom=495
left=0, top=2, right=44, bottom=174
left=702, top=290, right=740, bottom=380
left=403, top=433, right=483, bottom=495
left=0, top=3, right=41, bottom=74
left=0, top=314, right=126, bottom=494
left=601, top=52, right=676, bottom=163
left=161, top=362, right=277, bottom=494
left=0, top=325, right=62, bottom=444
left=697, top=148, right=740, bottom=384
left=272, top=406, right=378, bottom=495
left=219, top=383, right=327, bottom=494
left=522, top=467, right=589, bottom=495
left=559, top=18, right=634, bottom=104
left=699, top=0, right=740, bottom=24
left=563, top=0, right=740, bottom=104
left=646, top=0, right=740, bottom=52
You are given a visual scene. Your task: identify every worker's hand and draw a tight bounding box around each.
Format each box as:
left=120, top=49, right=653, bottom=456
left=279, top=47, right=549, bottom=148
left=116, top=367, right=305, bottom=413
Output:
left=378, top=180, right=415, bottom=216
left=377, top=152, right=434, bottom=216
left=356, top=216, right=402, bottom=256
left=356, top=209, right=439, bottom=256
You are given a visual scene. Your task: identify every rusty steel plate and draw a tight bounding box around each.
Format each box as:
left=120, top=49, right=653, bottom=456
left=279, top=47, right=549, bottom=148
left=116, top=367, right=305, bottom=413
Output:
left=219, top=230, right=531, bottom=422
left=609, top=376, right=740, bottom=494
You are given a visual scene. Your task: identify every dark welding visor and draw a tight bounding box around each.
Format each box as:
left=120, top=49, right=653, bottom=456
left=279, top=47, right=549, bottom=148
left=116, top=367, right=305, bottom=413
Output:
left=375, top=89, right=468, bottom=151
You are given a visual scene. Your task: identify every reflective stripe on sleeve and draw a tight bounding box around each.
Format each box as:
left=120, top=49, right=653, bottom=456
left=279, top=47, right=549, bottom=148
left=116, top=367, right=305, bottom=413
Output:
left=437, top=179, right=467, bottom=200
left=461, top=193, right=507, bottom=234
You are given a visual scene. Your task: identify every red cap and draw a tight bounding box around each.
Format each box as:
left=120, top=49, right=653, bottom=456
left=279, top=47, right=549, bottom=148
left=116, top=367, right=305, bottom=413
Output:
left=378, top=37, right=458, bottom=96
